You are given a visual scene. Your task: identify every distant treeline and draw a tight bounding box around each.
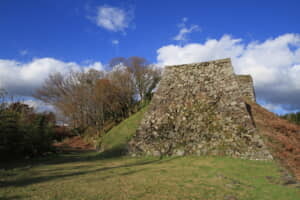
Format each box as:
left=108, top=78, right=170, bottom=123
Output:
left=281, top=112, right=300, bottom=125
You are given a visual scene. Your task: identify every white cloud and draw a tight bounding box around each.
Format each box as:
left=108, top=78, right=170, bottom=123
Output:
left=23, top=99, right=55, bottom=112
left=182, top=17, right=188, bottom=22
left=157, top=33, right=300, bottom=112
left=95, top=6, right=132, bottom=32
left=159, top=35, right=243, bottom=66
left=20, top=49, right=28, bottom=56
left=0, top=58, right=104, bottom=96
left=112, top=39, right=119, bottom=45
left=261, top=102, right=282, bottom=112
left=83, top=62, right=104, bottom=72
left=173, top=18, right=200, bottom=42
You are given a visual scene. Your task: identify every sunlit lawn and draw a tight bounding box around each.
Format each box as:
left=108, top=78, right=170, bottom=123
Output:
left=0, top=152, right=299, bottom=200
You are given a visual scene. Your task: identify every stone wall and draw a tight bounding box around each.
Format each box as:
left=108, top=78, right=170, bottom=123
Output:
left=128, top=58, right=272, bottom=160
left=236, top=75, right=256, bottom=102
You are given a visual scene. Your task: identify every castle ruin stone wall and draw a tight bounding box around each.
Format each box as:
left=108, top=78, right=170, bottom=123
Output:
left=128, top=58, right=272, bottom=160
left=236, top=75, right=256, bottom=102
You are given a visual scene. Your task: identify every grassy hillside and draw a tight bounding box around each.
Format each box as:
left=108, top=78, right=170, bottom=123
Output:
left=1, top=152, right=299, bottom=200
left=99, top=106, right=148, bottom=155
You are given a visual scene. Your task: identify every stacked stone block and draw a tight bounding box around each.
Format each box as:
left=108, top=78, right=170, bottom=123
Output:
left=129, top=58, right=272, bottom=160
left=236, top=75, right=256, bottom=102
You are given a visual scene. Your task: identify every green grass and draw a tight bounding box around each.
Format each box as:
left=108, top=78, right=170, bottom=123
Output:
left=0, top=152, right=299, bottom=200
left=1, top=106, right=299, bottom=199
left=100, top=106, right=148, bottom=155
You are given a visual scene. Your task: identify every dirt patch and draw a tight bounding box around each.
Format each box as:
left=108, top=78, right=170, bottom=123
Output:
left=247, top=100, right=300, bottom=181
left=53, top=136, right=95, bottom=153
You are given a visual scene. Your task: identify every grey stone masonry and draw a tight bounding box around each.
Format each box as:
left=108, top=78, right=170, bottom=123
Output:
left=128, top=58, right=272, bottom=160
left=236, top=75, right=256, bottom=102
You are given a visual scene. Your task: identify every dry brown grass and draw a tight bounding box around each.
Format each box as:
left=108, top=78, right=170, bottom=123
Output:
left=247, top=100, right=300, bottom=180
left=53, top=136, right=95, bottom=152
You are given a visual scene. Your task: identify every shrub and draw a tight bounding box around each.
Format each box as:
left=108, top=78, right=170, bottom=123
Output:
left=0, top=103, right=55, bottom=159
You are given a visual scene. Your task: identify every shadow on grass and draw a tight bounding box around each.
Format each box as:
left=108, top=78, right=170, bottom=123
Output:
left=0, top=146, right=180, bottom=188
left=0, top=145, right=125, bottom=170
left=0, top=195, right=24, bottom=200
left=37, top=145, right=129, bottom=166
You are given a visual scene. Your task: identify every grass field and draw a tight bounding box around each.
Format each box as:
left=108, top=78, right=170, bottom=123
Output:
left=1, top=152, right=300, bottom=200
left=1, top=107, right=299, bottom=200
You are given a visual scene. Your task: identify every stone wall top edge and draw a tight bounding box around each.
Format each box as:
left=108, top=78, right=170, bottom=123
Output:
left=236, top=75, right=254, bottom=81
left=164, top=58, right=232, bottom=69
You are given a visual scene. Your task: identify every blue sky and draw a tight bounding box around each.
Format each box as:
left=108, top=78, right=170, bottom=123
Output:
left=1, top=0, right=300, bottom=114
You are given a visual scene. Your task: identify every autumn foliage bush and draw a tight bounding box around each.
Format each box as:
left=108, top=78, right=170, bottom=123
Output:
left=0, top=102, right=55, bottom=159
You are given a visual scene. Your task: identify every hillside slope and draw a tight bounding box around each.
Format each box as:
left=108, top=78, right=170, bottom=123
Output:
left=100, top=106, right=148, bottom=155
left=247, top=100, right=300, bottom=180
left=101, top=101, right=300, bottom=180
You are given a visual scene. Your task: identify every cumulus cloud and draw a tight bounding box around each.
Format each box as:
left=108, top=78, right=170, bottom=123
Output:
left=23, top=99, right=55, bottom=112
left=0, top=58, right=104, bottom=96
left=157, top=33, right=300, bottom=113
left=83, top=61, right=104, bottom=72
left=95, top=6, right=132, bottom=32
left=112, top=39, right=119, bottom=45
left=173, top=18, right=200, bottom=43
left=19, top=49, right=28, bottom=56
left=159, top=35, right=243, bottom=65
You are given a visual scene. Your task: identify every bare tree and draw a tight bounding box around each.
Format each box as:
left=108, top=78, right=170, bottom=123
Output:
left=108, top=66, right=136, bottom=115
left=35, top=69, right=105, bottom=129
left=35, top=57, right=161, bottom=134
left=0, top=88, right=7, bottom=111
left=109, top=56, right=162, bottom=104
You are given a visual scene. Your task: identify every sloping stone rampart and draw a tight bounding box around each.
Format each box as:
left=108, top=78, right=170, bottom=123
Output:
left=128, top=58, right=272, bottom=160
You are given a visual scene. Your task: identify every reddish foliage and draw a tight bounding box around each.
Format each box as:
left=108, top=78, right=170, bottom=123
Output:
left=53, top=136, right=95, bottom=152
left=247, top=100, right=300, bottom=180
left=53, top=126, right=73, bottom=141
